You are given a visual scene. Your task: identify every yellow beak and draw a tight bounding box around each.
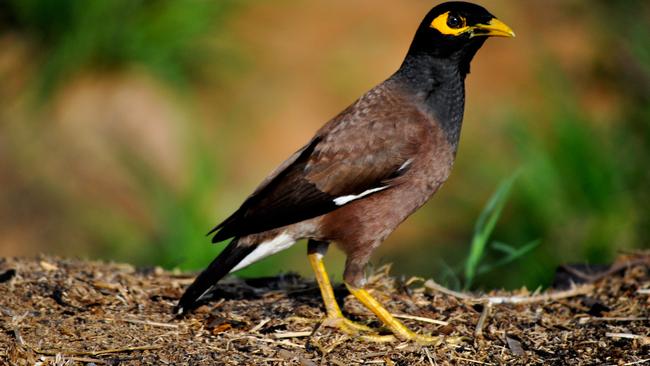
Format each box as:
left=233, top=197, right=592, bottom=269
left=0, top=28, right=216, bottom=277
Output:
left=472, top=18, right=516, bottom=38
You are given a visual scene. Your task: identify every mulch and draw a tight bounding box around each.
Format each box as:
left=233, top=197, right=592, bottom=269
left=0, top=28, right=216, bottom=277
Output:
left=0, top=253, right=648, bottom=365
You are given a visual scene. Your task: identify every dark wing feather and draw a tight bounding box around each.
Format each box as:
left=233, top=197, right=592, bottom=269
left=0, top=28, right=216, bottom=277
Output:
left=209, top=86, right=425, bottom=243
left=174, top=237, right=254, bottom=314
left=209, top=137, right=336, bottom=242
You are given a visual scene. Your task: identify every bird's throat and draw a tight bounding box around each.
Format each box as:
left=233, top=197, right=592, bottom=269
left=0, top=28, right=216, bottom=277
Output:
left=396, top=53, right=467, bottom=151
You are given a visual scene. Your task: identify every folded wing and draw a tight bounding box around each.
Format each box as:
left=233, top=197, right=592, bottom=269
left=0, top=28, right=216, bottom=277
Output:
left=209, top=94, right=426, bottom=243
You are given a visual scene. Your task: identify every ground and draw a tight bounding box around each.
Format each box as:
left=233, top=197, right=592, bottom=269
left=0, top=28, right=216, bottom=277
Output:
left=0, top=254, right=648, bottom=366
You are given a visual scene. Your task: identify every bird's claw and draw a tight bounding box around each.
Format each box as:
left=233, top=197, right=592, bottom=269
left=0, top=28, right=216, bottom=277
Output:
left=322, top=316, right=373, bottom=333
left=320, top=315, right=455, bottom=345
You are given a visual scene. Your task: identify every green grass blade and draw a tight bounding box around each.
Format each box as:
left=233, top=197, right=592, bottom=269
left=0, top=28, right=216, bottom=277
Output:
left=477, top=239, right=541, bottom=276
left=464, top=172, right=519, bottom=289
left=490, top=242, right=517, bottom=256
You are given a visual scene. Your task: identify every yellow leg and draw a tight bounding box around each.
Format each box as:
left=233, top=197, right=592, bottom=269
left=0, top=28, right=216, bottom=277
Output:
left=307, top=252, right=373, bottom=334
left=308, top=243, right=450, bottom=344
left=346, top=284, right=441, bottom=345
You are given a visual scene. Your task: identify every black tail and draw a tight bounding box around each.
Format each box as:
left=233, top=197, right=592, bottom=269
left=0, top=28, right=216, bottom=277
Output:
left=174, top=238, right=255, bottom=315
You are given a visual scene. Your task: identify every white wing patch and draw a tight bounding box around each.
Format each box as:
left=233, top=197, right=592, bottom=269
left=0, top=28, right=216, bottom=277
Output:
left=333, top=186, right=389, bottom=206
left=230, top=232, right=295, bottom=272
left=398, top=158, right=413, bottom=172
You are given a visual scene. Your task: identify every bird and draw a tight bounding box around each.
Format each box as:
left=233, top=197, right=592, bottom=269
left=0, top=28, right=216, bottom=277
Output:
left=175, top=1, right=514, bottom=343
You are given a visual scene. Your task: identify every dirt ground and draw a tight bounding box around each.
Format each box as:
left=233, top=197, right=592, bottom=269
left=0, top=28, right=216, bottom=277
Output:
left=0, top=253, right=648, bottom=366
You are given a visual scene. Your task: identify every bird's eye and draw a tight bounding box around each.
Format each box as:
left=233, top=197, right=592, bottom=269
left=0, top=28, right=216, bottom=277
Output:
left=447, top=14, right=462, bottom=29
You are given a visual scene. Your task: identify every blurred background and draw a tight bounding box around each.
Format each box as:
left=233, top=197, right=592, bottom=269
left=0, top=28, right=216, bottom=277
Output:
left=0, top=0, right=648, bottom=290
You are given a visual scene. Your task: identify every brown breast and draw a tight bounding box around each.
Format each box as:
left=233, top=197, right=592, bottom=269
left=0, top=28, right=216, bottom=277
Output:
left=317, top=104, right=455, bottom=256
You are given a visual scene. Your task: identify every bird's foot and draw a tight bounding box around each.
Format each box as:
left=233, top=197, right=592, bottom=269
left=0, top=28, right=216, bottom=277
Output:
left=321, top=315, right=395, bottom=342
left=387, top=328, right=442, bottom=345
left=344, top=284, right=467, bottom=345
left=321, top=315, right=446, bottom=344
left=322, top=315, right=373, bottom=333
left=374, top=318, right=445, bottom=345
left=318, top=314, right=465, bottom=344
left=374, top=332, right=464, bottom=346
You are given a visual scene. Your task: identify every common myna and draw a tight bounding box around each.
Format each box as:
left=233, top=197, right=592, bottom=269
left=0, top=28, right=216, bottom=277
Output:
left=176, top=2, right=514, bottom=343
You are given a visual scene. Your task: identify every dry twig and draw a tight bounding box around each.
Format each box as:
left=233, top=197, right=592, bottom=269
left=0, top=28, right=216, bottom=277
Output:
left=107, top=317, right=179, bottom=329
left=424, top=279, right=594, bottom=305
left=274, top=331, right=313, bottom=339
left=578, top=316, right=649, bottom=323
left=605, top=333, right=650, bottom=345
left=484, top=284, right=594, bottom=305
left=474, top=302, right=491, bottom=338
left=392, top=313, right=448, bottom=326
left=423, top=347, right=437, bottom=366
left=424, top=280, right=473, bottom=300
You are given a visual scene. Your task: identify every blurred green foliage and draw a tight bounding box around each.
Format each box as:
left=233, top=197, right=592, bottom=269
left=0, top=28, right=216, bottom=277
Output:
left=2, top=0, right=233, bottom=99
left=116, top=126, right=222, bottom=269
left=0, top=0, right=239, bottom=269
left=471, top=0, right=650, bottom=289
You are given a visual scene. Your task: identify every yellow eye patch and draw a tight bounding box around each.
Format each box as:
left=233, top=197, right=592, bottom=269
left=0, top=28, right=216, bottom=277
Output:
left=430, top=11, right=470, bottom=36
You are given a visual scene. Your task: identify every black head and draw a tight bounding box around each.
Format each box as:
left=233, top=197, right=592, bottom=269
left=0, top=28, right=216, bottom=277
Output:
left=407, top=2, right=515, bottom=58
